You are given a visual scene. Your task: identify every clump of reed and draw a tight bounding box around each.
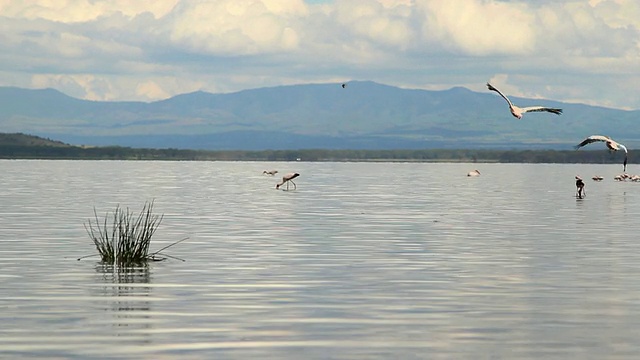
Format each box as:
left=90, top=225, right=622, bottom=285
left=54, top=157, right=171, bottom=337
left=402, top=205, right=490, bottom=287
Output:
left=83, top=201, right=168, bottom=266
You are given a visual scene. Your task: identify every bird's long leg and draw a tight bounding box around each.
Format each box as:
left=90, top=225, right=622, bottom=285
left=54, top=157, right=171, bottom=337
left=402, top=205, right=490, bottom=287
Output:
left=291, top=180, right=296, bottom=190
left=286, top=181, right=290, bottom=191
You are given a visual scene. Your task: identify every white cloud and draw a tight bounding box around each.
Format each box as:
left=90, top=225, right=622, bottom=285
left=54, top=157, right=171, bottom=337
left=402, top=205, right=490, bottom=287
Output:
left=0, top=0, right=179, bottom=22
left=592, top=0, right=640, bottom=28
left=31, top=74, right=117, bottom=100
left=417, top=0, right=536, bottom=56
left=30, top=73, right=208, bottom=101
left=0, top=0, right=638, bottom=109
left=333, top=0, right=414, bottom=50
left=166, top=0, right=306, bottom=55
left=135, top=81, right=172, bottom=100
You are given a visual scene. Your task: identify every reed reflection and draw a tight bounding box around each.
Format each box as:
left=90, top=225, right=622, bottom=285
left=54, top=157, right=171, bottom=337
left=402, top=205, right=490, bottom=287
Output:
left=94, top=265, right=153, bottom=339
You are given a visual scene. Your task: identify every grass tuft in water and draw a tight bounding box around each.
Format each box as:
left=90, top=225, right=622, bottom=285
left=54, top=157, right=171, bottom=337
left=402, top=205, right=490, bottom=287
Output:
left=84, top=201, right=164, bottom=266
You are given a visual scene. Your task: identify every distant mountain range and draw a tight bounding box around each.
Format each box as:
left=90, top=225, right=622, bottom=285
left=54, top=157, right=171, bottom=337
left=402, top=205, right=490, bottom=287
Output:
left=1, top=81, right=638, bottom=150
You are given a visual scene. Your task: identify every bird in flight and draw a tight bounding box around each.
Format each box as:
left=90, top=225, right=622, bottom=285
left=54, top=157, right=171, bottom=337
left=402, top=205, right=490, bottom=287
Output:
left=276, top=172, right=300, bottom=191
left=263, top=170, right=278, bottom=176
left=486, top=82, right=563, bottom=119
left=574, top=135, right=628, bottom=172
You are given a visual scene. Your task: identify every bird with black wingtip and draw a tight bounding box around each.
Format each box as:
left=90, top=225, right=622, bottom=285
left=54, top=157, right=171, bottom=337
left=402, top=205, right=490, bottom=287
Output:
left=574, top=135, right=628, bottom=172
left=486, top=82, right=563, bottom=119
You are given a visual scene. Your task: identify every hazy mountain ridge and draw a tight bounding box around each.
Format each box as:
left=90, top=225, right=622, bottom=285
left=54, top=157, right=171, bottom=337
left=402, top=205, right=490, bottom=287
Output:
left=0, top=81, right=637, bottom=150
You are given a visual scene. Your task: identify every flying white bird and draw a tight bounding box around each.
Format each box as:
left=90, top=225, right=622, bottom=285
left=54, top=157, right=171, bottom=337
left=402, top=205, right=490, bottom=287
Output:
left=263, top=170, right=278, bottom=176
left=574, top=135, right=628, bottom=172
left=486, top=83, right=563, bottom=119
left=276, top=172, right=300, bottom=191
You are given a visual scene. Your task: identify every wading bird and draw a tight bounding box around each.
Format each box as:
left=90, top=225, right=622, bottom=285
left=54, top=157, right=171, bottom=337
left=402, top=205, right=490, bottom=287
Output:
left=276, top=172, right=300, bottom=191
left=263, top=170, right=278, bottom=176
left=486, top=83, right=563, bottom=119
left=574, top=135, right=628, bottom=172
left=575, top=176, right=585, bottom=199
left=467, top=170, right=480, bottom=177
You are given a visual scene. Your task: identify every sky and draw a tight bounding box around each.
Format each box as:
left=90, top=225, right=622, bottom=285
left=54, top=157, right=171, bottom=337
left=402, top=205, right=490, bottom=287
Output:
left=1, top=0, right=639, bottom=109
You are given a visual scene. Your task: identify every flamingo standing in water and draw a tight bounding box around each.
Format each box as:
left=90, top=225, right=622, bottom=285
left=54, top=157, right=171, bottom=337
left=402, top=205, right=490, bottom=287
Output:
left=276, top=172, right=300, bottom=190
left=574, top=135, right=628, bottom=172
left=486, top=83, right=563, bottom=119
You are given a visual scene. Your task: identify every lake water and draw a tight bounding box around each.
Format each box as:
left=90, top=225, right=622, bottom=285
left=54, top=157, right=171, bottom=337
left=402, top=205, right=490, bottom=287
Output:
left=2, top=160, right=640, bottom=359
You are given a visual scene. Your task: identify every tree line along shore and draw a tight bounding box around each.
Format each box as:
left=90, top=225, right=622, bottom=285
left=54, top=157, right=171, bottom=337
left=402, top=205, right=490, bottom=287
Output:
left=0, top=143, right=631, bottom=165
left=0, top=132, right=629, bottom=164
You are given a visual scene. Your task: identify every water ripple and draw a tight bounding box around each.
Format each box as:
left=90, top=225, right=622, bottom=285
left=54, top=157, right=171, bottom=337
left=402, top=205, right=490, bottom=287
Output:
left=1, top=161, right=640, bottom=359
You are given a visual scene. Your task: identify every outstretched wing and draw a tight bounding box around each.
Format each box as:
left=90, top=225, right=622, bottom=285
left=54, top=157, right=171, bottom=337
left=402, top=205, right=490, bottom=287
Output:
left=521, top=106, right=563, bottom=115
left=574, top=135, right=610, bottom=150
left=486, top=83, right=514, bottom=107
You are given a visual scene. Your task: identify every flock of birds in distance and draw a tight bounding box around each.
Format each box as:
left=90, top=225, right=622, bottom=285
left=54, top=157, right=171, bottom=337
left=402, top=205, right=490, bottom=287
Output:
left=265, top=82, right=631, bottom=193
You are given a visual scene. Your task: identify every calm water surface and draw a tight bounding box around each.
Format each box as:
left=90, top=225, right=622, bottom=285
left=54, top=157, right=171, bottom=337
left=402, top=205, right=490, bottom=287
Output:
left=1, top=160, right=640, bottom=359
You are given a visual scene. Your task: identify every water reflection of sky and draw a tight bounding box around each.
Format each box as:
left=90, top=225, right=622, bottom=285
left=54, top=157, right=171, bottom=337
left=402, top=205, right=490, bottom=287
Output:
left=1, top=160, right=640, bottom=358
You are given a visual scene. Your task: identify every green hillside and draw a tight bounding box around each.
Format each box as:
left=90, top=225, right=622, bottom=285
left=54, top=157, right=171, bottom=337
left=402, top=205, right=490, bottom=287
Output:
left=0, top=132, right=71, bottom=147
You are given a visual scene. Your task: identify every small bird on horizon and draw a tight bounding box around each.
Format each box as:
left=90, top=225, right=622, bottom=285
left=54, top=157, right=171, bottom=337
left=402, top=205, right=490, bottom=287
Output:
left=574, top=135, right=628, bottom=172
left=467, top=169, right=480, bottom=177
left=263, top=170, right=278, bottom=176
left=486, top=82, right=563, bottom=119
left=276, top=172, right=300, bottom=191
